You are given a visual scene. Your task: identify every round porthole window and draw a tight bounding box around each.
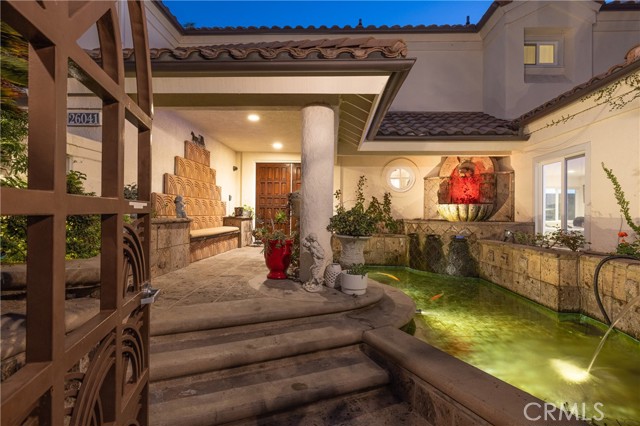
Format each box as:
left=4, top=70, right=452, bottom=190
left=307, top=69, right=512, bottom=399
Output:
left=383, top=159, right=418, bottom=193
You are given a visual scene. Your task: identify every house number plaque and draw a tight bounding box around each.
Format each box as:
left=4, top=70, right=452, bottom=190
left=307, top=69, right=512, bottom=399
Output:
left=67, top=110, right=102, bottom=126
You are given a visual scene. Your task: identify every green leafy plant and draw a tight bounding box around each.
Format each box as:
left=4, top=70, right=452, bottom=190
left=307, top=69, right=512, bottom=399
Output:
left=513, top=228, right=588, bottom=252
left=602, top=163, right=640, bottom=258
left=124, top=183, right=138, bottom=200
left=327, top=176, right=390, bottom=237
left=252, top=209, right=290, bottom=252
left=242, top=204, right=254, bottom=218
left=345, top=263, right=367, bottom=276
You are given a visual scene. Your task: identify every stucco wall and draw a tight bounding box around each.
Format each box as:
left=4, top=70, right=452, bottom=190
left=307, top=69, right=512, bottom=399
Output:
left=387, top=35, right=484, bottom=112
left=336, top=155, right=441, bottom=220
left=511, top=77, right=640, bottom=253
left=482, top=1, right=600, bottom=119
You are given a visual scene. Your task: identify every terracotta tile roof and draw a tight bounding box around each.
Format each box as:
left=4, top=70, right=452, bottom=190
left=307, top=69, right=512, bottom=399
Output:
left=376, top=111, right=521, bottom=138
left=153, top=0, right=496, bottom=34
left=89, top=38, right=408, bottom=62
left=517, top=44, right=640, bottom=124
left=600, top=1, right=640, bottom=11
left=154, top=0, right=637, bottom=36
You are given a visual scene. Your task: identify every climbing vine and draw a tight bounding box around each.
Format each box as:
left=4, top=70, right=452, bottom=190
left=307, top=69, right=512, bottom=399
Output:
left=530, top=71, right=640, bottom=134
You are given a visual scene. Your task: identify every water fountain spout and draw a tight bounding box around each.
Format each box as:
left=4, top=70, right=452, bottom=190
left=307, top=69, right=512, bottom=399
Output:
left=593, top=255, right=638, bottom=324
left=586, top=294, right=640, bottom=373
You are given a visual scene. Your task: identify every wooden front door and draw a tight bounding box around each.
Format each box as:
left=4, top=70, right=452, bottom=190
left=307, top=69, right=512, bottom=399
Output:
left=256, top=163, right=300, bottom=234
left=1, top=2, right=153, bottom=425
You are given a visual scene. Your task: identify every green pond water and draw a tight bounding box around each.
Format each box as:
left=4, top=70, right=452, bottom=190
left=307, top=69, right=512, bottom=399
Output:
left=369, top=267, right=640, bottom=424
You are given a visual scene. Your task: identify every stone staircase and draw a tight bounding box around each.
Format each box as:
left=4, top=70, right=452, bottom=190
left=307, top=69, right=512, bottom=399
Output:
left=148, top=283, right=417, bottom=426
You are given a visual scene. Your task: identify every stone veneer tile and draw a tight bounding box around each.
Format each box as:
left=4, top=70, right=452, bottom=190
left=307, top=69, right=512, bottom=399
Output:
left=612, top=264, right=629, bottom=301
left=539, top=282, right=559, bottom=310
left=150, top=224, right=159, bottom=250
left=626, top=277, right=639, bottom=300
left=455, top=410, right=491, bottom=426
left=559, top=257, right=579, bottom=287
left=599, top=265, right=615, bottom=297
left=413, top=383, right=436, bottom=424
left=524, top=277, right=542, bottom=301
left=527, top=254, right=541, bottom=281
left=540, top=253, right=560, bottom=286
left=627, top=263, right=640, bottom=282
left=558, top=286, right=581, bottom=312
left=514, top=249, right=528, bottom=275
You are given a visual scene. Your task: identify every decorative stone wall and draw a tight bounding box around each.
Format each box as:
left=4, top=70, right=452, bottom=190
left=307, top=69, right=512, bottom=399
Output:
left=223, top=216, right=253, bottom=247
left=406, top=220, right=534, bottom=275
left=424, top=157, right=515, bottom=222
left=330, top=234, right=409, bottom=266
left=476, top=240, right=640, bottom=339
left=150, top=218, right=191, bottom=277
left=152, top=140, right=239, bottom=263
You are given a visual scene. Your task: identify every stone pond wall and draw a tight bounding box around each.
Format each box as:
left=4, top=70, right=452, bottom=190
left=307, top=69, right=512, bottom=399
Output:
left=405, top=220, right=534, bottom=275
left=331, top=234, right=410, bottom=266
left=477, top=240, right=640, bottom=339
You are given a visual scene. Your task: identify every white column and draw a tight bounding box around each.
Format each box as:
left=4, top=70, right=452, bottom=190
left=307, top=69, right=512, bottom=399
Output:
left=300, top=104, right=335, bottom=282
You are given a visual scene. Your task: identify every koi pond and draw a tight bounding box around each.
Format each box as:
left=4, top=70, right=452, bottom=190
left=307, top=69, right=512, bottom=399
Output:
left=369, top=267, right=640, bottom=424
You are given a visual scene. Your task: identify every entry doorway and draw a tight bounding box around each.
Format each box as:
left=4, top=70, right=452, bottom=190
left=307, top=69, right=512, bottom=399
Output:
left=255, top=163, right=301, bottom=234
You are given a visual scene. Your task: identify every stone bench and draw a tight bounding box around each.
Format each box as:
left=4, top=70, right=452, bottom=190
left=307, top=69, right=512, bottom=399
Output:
left=152, top=193, right=240, bottom=263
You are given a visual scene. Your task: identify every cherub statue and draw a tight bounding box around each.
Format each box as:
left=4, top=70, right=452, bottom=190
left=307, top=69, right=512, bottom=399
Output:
left=175, top=195, right=187, bottom=218
left=302, top=233, right=325, bottom=293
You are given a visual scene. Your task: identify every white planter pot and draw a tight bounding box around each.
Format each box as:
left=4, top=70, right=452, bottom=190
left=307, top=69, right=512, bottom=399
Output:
left=324, top=263, right=342, bottom=288
left=335, top=235, right=371, bottom=268
left=340, top=272, right=368, bottom=295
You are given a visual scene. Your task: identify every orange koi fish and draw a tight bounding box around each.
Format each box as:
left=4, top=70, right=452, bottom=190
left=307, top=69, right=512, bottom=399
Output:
left=430, top=293, right=444, bottom=301
left=374, top=272, right=400, bottom=281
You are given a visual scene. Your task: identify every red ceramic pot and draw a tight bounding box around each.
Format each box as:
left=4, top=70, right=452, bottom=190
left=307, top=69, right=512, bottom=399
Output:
left=264, top=239, right=293, bottom=279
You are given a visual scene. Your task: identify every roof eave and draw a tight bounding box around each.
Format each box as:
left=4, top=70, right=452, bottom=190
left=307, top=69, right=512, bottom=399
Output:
left=373, top=134, right=528, bottom=142
left=133, top=58, right=416, bottom=75
left=518, top=59, right=640, bottom=125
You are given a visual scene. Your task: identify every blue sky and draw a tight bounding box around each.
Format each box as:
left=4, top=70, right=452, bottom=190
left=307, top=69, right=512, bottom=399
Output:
left=163, top=1, right=494, bottom=28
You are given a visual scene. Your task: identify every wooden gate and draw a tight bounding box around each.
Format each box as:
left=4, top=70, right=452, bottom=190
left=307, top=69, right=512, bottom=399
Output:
left=255, top=163, right=300, bottom=234
left=1, top=1, right=153, bottom=425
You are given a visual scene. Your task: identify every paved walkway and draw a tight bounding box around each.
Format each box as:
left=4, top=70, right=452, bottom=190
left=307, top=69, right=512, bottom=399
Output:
left=148, top=247, right=423, bottom=425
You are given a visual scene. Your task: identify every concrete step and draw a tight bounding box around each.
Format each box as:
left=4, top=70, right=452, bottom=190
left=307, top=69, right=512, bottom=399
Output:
left=226, top=387, right=425, bottom=426
left=149, top=346, right=390, bottom=426
left=150, top=317, right=364, bottom=382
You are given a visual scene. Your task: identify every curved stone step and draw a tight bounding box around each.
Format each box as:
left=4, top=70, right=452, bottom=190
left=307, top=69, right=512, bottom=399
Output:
left=150, top=346, right=389, bottom=426
left=150, top=283, right=385, bottom=336
left=150, top=318, right=363, bottom=382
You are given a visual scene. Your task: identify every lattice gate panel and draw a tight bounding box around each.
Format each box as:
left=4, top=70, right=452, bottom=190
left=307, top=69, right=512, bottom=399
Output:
left=0, top=1, right=153, bottom=425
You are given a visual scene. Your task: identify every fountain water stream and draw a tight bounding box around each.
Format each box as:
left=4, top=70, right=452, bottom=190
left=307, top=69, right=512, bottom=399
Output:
left=586, top=293, right=640, bottom=373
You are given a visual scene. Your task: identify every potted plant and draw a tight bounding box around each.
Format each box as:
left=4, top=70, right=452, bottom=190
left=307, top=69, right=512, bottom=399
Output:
left=340, top=263, right=368, bottom=295
left=327, top=176, right=377, bottom=268
left=242, top=204, right=254, bottom=218
left=253, top=210, right=293, bottom=279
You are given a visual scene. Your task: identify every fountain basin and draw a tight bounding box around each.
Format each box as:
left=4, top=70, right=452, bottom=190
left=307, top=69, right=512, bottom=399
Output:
left=370, top=266, right=640, bottom=423
left=437, top=203, right=493, bottom=222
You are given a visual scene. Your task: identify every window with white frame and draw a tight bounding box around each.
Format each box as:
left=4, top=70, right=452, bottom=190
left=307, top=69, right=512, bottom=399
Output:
left=382, top=158, right=418, bottom=193
left=539, top=154, right=586, bottom=235
left=524, top=41, right=559, bottom=66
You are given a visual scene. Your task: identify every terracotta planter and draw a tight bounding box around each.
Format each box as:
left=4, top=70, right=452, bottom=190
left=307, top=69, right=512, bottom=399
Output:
left=340, top=272, right=368, bottom=295
left=335, top=235, right=371, bottom=268
left=264, top=239, right=293, bottom=279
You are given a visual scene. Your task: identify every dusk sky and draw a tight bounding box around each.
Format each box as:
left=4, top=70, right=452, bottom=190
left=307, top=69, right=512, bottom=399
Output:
left=163, top=1, right=494, bottom=28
